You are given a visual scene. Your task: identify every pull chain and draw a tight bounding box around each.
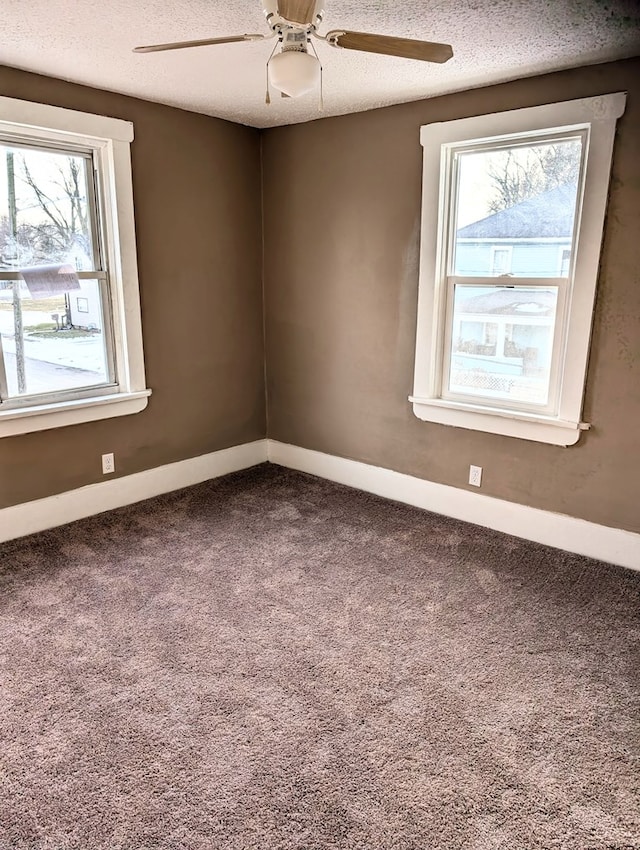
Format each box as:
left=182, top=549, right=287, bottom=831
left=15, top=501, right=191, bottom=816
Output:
left=265, top=39, right=279, bottom=105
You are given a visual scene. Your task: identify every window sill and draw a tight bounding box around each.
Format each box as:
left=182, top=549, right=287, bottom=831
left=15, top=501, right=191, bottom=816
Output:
left=0, top=390, right=151, bottom=437
left=409, top=396, right=588, bottom=446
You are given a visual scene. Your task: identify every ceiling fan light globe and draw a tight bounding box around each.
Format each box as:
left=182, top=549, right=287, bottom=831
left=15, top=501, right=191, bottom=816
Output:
left=269, top=50, right=320, bottom=98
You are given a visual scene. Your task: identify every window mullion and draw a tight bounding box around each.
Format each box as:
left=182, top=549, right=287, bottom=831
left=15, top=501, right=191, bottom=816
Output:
left=450, top=276, right=568, bottom=287
left=0, top=270, right=106, bottom=281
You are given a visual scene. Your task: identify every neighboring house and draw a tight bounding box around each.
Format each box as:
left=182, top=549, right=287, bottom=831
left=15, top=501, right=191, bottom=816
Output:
left=68, top=281, right=102, bottom=331
left=64, top=239, right=102, bottom=331
left=455, top=182, right=577, bottom=277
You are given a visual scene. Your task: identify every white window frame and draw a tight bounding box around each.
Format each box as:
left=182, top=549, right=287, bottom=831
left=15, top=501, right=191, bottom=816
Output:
left=410, top=93, right=626, bottom=446
left=0, top=96, right=150, bottom=437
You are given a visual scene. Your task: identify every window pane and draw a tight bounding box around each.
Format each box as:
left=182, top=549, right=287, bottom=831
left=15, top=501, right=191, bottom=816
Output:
left=453, top=138, right=582, bottom=277
left=0, top=280, right=110, bottom=398
left=448, top=285, right=559, bottom=407
left=0, top=144, right=97, bottom=271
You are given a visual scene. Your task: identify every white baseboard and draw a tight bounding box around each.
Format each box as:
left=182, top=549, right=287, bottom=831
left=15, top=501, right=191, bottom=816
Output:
left=267, top=440, right=640, bottom=572
left=0, top=439, right=268, bottom=543
left=4, top=437, right=638, bottom=572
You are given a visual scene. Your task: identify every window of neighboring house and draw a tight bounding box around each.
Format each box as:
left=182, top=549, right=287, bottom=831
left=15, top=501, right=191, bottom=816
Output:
left=411, top=93, right=626, bottom=446
left=0, top=96, right=150, bottom=437
left=490, top=246, right=512, bottom=275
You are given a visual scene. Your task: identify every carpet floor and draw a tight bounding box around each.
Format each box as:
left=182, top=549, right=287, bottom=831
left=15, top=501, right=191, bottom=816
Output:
left=0, top=464, right=638, bottom=849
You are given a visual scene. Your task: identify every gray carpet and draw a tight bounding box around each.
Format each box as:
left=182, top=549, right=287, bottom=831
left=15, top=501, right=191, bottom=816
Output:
left=0, top=464, right=638, bottom=850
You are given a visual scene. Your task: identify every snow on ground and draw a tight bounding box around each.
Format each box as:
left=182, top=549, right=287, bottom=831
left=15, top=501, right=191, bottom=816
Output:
left=0, top=307, right=105, bottom=373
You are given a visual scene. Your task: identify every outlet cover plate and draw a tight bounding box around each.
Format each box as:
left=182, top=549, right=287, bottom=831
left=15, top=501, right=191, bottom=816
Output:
left=469, top=465, right=482, bottom=487
left=102, top=452, right=115, bottom=474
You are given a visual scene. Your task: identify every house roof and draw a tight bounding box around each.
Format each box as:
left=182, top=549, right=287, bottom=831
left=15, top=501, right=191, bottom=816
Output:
left=457, top=183, right=578, bottom=239
left=458, top=288, right=556, bottom=316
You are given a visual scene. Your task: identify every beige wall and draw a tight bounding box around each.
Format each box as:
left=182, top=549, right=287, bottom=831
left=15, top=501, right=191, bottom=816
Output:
left=2, top=59, right=638, bottom=534
left=0, top=67, right=265, bottom=509
left=263, top=58, right=640, bottom=534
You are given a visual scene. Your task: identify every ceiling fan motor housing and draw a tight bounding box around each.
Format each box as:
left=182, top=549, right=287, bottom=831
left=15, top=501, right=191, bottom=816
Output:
left=281, top=30, right=308, bottom=52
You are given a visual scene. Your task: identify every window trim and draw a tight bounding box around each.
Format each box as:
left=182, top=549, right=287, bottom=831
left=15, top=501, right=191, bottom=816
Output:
left=411, top=93, right=626, bottom=446
left=0, top=96, right=150, bottom=437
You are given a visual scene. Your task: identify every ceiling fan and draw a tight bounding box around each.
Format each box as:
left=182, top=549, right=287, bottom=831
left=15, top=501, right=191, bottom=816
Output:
left=133, top=0, right=453, bottom=100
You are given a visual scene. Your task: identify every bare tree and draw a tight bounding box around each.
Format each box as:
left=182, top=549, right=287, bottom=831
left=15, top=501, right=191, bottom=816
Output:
left=0, top=215, right=11, bottom=268
left=9, top=154, right=91, bottom=266
left=487, top=142, right=581, bottom=213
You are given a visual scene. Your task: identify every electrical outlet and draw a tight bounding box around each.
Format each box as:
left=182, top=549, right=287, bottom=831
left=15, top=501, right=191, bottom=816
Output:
left=102, top=452, right=115, bottom=475
left=469, top=465, right=482, bottom=487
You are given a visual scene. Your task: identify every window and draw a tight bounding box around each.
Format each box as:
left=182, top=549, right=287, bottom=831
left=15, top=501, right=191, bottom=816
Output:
left=0, top=96, right=150, bottom=437
left=490, top=246, right=512, bottom=275
left=411, top=93, right=626, bottom=446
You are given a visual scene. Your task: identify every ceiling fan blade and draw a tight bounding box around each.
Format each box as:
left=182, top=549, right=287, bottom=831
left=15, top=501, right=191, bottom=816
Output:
left=325, top=30, right=453, bottom=64
left=277, top=0, right=318, bottom=25
left=133, top=33, right=266, bottom=53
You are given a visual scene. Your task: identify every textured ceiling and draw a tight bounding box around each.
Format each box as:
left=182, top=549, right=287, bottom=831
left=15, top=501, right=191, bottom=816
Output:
left=1, top=0, right=639, bottom=128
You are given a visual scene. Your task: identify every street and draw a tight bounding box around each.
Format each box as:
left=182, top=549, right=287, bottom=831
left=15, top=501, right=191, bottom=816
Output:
left=3, top=350, right=103, bottom=396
